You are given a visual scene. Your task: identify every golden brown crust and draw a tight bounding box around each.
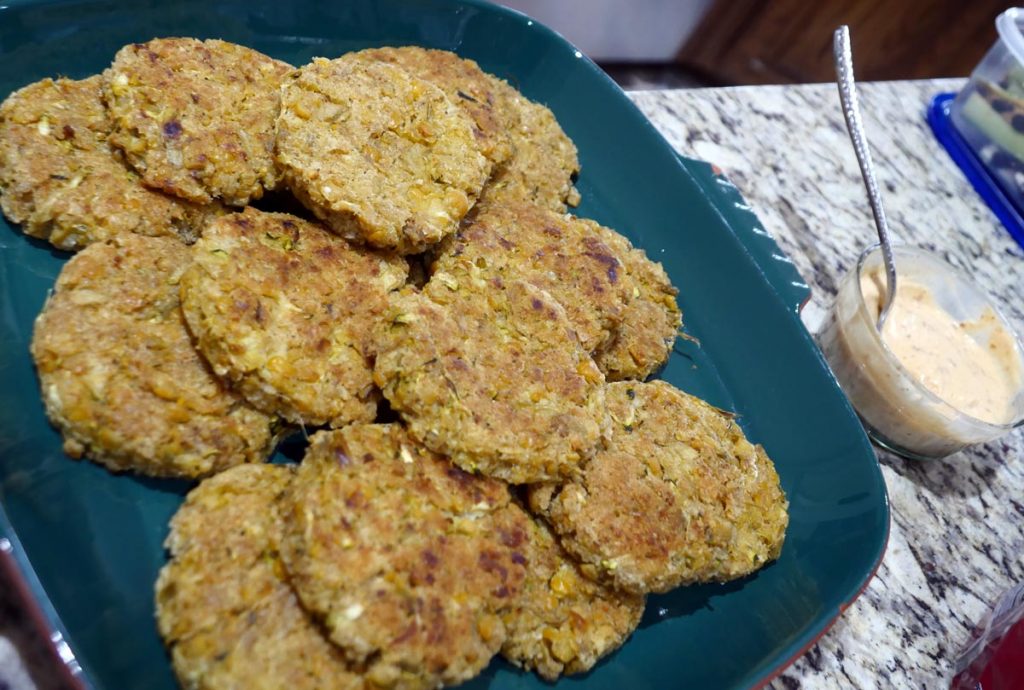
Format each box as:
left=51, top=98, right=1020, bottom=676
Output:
left=0, top=76, right=214, bottom=251
left=353, top=46, right=512, bottom=168
left=30, top=234, right=277, bottom=478
left=156, top=465, right=362, bottom=690
left=433, top=200, right=632, bottom=352
left=350, top=47, right=578, bottom=212
left=279, top=424, right=530, bottom=690
left=500, top=515, right=644, bottom=679
left=373, top=272, right=608, bottom=484
left=275, top=56, right=490, bottom=254
left=530, top=381, right=789, bottom=594
left=351, top=50, right=578, bottom=212
left=478, top=77, right=580, bottom=212
left=590, top=224, right=682, bottom=380
left=180, top=208, right=407, bottom=427
left=103, top=38, right=292, bottom=206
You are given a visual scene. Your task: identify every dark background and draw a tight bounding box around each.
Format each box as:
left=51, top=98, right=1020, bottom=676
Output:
left=499, top=0, right=1007, bottom=90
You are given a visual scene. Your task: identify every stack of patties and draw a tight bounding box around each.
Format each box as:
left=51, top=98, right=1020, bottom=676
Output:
left=13, top=38, right=298, bottom=477
left=1, top=37, right=790, bottom=689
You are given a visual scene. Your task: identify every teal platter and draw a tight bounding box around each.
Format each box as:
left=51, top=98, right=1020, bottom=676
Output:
left=0, top=1, right=889, bottom=688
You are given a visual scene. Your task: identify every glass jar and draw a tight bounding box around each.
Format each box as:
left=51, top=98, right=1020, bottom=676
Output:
left=818, top=245, right=1024, bottom=459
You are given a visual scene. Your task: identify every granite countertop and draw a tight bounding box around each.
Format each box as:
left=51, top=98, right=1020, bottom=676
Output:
left=630, top=79, right=1024, bottom=688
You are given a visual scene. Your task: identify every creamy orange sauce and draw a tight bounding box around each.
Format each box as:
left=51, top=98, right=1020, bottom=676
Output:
left=860, top=269, right=1021, bottom=424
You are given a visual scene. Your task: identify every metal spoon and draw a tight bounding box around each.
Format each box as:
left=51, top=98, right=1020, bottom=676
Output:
left=834, top=25, right=897, bottom=331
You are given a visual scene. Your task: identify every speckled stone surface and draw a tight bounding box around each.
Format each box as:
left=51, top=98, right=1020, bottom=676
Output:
left=630, top=80, right=1024, bottom=688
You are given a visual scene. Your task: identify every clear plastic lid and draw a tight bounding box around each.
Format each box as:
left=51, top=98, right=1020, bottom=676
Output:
left=997, top=8, right=1024, bottom=66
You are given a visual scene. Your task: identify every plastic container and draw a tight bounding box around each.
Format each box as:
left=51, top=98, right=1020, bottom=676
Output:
left=952, top=578, right=1024, bottom=689
left=950, top=8, right=1024, bottom=217
left=817, top=245, right=1024, bottom=460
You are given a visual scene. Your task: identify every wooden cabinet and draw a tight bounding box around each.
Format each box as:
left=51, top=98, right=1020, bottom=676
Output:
left=678, top=0, right=1006, bottom=85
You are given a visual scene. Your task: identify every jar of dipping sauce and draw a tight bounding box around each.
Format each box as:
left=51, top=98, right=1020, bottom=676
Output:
left=818, top=245, right=1024, bottom=459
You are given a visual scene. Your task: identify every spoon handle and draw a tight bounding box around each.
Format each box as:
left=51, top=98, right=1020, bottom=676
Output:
left=834, top=25, right=898, bottom=326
